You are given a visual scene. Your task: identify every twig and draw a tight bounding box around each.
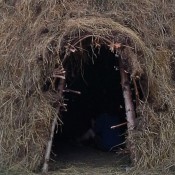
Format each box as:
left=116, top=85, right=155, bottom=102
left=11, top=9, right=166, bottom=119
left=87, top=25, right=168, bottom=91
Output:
left=132, top=78, right=140, bottom=108
left=111, top=122, right=127, bottom=129
left=63, top=89, right=81, bottom=95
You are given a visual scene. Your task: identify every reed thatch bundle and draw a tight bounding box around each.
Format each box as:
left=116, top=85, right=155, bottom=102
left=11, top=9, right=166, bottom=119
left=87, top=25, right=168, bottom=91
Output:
left=0, top=0, right=175, bottom=172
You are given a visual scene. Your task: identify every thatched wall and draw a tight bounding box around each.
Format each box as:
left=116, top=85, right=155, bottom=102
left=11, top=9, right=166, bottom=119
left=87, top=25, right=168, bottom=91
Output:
left=0, top=0, right=175, bottom=172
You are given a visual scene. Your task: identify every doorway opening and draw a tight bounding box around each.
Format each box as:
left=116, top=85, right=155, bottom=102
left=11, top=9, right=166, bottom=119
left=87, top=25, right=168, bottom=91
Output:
left=50, top=37, right=141, bottom=170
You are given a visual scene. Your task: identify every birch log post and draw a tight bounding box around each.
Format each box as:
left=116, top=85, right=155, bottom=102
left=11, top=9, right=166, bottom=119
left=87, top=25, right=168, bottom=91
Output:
left=119, top=57, right=136, bottom=161
left=119, top=57, right=136, bottom=129
left=42, top=78, right=65, bottom=174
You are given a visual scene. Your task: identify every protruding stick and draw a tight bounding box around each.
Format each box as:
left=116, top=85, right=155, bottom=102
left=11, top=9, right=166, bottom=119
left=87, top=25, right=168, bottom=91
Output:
left=63, top=89, right=81, bottom=95
left=111, top=122, right=127, bottom=129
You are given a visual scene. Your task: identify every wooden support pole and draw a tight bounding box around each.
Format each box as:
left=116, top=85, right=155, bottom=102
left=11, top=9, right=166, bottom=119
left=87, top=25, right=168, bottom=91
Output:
left=42, top=79, right=65, bottom=174
left=119, top=57, right=136, bottom=130
left=119, top=57, right=136, bottom=161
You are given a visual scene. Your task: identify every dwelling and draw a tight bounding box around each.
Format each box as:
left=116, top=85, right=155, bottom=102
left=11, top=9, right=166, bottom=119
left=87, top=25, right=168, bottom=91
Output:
left=0, top=0, right=175, bottom=173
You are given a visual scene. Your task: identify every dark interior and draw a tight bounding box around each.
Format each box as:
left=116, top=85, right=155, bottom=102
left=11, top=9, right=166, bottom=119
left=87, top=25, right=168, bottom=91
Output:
left=52, top=43, right=129, bottom=155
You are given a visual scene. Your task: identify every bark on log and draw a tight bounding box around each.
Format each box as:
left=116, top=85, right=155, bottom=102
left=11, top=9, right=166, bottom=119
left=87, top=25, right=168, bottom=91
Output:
left=119, top=58, right=136, bottom=130
left=42, top=79, right=65, bottom=174
left=119, top=57, right=136, bottom=162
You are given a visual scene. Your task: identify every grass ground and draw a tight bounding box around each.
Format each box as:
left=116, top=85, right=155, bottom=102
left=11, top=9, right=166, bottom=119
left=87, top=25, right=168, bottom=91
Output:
left=1, top=143, right=175, bottom=175
left=49, top=142, right=130, bottom=175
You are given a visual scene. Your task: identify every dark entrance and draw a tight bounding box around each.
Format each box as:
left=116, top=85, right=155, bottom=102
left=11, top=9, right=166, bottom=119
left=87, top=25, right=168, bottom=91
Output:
left=52, top=43, right=128, bottom=155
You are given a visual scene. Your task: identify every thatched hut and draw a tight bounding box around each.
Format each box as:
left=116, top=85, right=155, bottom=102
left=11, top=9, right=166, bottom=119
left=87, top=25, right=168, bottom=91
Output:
left=0, top=0, right=175, bottom=173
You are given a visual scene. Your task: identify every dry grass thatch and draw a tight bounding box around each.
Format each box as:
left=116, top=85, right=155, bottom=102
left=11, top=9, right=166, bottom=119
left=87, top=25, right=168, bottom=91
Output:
left=0, top=0, right=175, bottom=173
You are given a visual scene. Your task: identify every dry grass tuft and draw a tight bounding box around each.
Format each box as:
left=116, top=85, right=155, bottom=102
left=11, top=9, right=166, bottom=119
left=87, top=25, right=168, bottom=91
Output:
left=0, top=0, right=175, bottom=173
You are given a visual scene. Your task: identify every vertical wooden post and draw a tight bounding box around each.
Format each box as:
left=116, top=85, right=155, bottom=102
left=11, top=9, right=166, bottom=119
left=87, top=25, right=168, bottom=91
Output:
left=119, top=57, right=136, bottom=161
left=42, top=79, right=65, bottom=174
left=119, top=57, right=136, bottom=130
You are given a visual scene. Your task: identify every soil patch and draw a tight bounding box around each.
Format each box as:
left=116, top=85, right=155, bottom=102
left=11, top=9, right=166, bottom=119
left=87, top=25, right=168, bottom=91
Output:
left=49, top=142, right=130, bottom=175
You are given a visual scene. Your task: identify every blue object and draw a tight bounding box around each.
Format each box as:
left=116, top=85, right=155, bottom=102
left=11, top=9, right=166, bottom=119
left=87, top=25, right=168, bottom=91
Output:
left=95, top=113, right=125, bottom=151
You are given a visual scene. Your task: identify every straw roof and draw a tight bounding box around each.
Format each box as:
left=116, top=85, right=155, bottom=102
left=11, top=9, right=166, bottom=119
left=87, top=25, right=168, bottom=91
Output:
left=0, top=0, right=175, bottom=172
